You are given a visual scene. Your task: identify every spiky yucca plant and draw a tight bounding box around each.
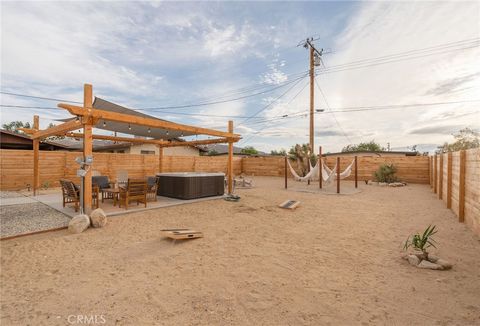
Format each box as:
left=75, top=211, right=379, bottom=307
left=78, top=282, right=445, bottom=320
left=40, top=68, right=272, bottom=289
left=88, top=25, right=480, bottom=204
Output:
left=403, top=225, right=437, bottom=259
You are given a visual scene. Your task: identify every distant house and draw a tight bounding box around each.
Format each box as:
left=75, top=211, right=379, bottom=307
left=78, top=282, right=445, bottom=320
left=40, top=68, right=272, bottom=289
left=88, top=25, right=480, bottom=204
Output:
left=323, top=150, right=418, bottom=157
left=52, top=137, right=206, bottom=156
left=0, top=129, right=206, bottom=156
left=199, top=144, right=267, bottom=156
left=0, top=129, right=70, bottom=151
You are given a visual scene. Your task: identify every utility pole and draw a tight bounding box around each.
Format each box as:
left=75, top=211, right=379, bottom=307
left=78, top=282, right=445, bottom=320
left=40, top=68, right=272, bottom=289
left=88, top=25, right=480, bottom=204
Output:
left=302, top=38, right=323, bottom=155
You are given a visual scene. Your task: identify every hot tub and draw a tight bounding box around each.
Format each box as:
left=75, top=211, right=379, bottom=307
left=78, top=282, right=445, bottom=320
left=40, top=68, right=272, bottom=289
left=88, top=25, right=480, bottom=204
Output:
left=156, top=172, right=225, bottom=199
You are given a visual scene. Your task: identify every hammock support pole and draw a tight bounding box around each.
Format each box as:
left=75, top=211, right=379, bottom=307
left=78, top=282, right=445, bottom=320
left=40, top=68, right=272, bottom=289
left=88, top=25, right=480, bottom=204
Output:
left=336, top=157, right=340, bottom=194
left=284, top=155, right=288, bottom=189
left=354, top=156, right=358, bottom=188
left=319, top=146, right=322, bottom=189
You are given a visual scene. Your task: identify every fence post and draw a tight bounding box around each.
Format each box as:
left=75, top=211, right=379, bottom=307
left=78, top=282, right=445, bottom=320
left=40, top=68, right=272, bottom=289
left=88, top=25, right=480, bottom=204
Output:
left=284, top=156, right=288, bottom=189
left=447, top=152, right=452, bottom=209
left=459, top=150, right=466, bottom=222
left=336, top=157, right=340, bottom=194
left=439, top=154, right=443, bottom=199
left=433, top=154, right=437, bottom=194
left=428, top=156, right=433, bottom=188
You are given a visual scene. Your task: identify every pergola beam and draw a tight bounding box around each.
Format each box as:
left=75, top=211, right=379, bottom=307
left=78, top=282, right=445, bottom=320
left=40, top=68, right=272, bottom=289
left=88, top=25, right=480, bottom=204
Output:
left=58, top=103, right=240, bottom=139
left=31, top=119, right=82, bottom=139
left=65, top=133, right=239, bottom=147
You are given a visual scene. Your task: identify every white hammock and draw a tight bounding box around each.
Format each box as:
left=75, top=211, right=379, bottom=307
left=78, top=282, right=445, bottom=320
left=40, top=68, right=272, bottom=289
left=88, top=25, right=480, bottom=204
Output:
left=287, top=158, right=355, bottom=184
left=321, top=159, right=355, bottom=184
left=287, top=159, right=320, bottom=182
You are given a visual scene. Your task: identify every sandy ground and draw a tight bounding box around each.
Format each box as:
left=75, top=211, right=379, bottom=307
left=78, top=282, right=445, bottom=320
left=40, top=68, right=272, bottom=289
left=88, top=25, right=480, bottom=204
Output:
left=1, top=177, right=479, bottom=325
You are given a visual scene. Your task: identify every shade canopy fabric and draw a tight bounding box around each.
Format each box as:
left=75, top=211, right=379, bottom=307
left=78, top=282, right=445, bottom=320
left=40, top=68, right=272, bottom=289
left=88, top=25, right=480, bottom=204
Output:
left=91, top=97, right=197, bottom=140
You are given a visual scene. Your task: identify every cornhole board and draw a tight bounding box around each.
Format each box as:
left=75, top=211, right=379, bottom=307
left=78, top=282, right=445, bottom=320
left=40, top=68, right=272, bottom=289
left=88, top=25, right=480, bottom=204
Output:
left=161, top=228, right=203, bottom=240
left=278, top=200, right=300, bottom=210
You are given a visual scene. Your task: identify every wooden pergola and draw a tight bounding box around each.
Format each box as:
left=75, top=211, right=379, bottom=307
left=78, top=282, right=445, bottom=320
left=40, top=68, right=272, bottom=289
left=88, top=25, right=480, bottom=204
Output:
left=22, top=84, right=241, bottom=212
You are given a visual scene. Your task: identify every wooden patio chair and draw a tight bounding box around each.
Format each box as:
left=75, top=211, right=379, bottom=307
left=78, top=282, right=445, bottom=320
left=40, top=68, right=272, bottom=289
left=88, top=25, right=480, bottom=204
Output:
left=146, top=176, right=159, bottom=202
left=60, top=179, right=80, bottom=212
left=116, top=170, right=128, bottom=188
left=118, top=178, right=147, bottom=210
left=59, top=179, right=99, bottom=212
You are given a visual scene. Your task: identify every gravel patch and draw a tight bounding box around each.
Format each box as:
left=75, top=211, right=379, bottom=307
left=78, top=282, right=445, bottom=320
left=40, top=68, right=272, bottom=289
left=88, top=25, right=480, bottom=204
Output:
left=0, top=202, right=71, bottom=238
left=0, top=191, right=24, bottom=199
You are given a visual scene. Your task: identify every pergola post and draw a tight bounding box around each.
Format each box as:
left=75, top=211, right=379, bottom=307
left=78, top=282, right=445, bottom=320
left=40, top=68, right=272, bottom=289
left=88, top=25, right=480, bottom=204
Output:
left=227, top=120, right=234, bottom=194
left=83, top=84, right=93, bottom=213
left=33, top=115, right=39, bottom=195
left=158, top=145, right=164, bottom=173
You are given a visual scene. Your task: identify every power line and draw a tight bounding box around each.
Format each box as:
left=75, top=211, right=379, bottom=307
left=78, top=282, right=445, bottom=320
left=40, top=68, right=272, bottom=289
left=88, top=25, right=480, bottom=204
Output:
left=315, top=43, right=479, bottom=75
left=318, top=38, right=479, bottom=71
left=314, top=77, right=353, bottom=144
left=140, top=73, right=308, bottom=111
left=237, top=76, right=307, bottom=127
left=0, top=91, right=82, bottom=104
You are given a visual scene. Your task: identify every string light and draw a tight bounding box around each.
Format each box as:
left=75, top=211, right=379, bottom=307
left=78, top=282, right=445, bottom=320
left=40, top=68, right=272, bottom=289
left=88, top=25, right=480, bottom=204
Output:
left=166, top=130, right=169, bottom=136
left=148, top=127, right=151, bottom=133
left=128, top=124, right=131, bottom=130
left=103, top=121, right=106, bottom=127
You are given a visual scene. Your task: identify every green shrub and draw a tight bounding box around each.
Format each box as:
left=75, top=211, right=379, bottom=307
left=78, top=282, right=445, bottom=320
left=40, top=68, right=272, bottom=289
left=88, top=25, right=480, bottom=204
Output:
left=403, top=225, right=437, bottom=259
left=374, top=163, right=398, bottom=183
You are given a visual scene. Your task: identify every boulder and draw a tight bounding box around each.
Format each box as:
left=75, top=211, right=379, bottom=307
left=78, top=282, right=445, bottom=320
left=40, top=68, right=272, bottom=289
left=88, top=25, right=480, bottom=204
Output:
left=407, top=254, right=420, bottom=266
left=435, top=259, right=453, bottom=270
left=68, top=214, right=90, bottom=234
left=388, top=182, right=406, bottom=187
left=417, top=260, right=444, bottom=270
left=90, top=208, right=107, bottom=228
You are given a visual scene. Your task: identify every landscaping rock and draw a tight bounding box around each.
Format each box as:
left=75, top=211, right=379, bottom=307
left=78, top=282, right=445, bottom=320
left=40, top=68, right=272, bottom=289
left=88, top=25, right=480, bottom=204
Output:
left=428, top=254, right=439, bottom=263
left=90, top=208, right=107, bottom=228
left=379, top=182, right=387, bottom=187
left=435, top=259, right=453, bottom=270
left=68, top=214, right=90, bottom=234
left=407, top=254, right=420, bottom=266
left=388, top=182, right=406, bottom=187
left=417, top=260, right=444, bottom=270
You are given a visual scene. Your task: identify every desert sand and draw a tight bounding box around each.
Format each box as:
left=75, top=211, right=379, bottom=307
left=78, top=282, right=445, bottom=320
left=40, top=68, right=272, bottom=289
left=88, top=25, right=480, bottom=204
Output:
left=1, top=177, right=479, bottom=325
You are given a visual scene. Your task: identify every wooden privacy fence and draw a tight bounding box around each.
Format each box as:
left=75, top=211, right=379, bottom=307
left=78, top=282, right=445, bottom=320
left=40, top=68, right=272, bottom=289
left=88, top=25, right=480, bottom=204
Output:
left=430, top=148, right=479, bottom=236
left=0, top=150, right=241, bottom=190
left=242, top=155, right=430, bottom=184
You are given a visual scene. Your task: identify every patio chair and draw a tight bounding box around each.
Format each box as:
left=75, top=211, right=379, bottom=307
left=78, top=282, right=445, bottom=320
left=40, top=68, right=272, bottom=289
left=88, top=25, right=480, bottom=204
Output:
left=92, top=176, right=115, bottom=202
left=118, top=178, right=147, bottom=210
left=146, top=176, right=159, bottom=202
left=59, top=179, right=99, bottom=212
left=116, top=170, right=128, bottom=188
left=60, top=179, right=80, bottom=212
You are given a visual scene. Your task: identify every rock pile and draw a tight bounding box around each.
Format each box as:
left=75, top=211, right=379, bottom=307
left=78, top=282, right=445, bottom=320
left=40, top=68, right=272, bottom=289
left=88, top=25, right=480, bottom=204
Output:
left=68, top=208, right=108, bottom=234
left=403, top=252, right=452, bottom=270
left=366, top=180, right=407, bottom=187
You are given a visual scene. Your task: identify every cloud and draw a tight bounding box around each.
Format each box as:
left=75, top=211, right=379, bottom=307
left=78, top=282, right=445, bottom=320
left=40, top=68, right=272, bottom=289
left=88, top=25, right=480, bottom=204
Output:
left=424, top=73, right=480, bottom=96
left=408, top=124, right=464, bottom=135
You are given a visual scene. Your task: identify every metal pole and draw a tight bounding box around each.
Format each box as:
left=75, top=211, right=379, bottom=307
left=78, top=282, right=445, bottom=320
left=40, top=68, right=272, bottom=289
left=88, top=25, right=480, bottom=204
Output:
left=80, top=176, right=84, bottom=215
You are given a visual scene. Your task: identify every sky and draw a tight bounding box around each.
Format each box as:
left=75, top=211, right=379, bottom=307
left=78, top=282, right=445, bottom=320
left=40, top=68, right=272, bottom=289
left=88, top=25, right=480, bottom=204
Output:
left=1, top=1, right=479, bottom=154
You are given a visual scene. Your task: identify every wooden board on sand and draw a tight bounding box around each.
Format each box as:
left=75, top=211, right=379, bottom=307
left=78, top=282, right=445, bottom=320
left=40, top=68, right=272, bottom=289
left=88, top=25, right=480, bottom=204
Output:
left=278, top=200, right=300, bottom=210
left=161, top=228, right=203, bottom=240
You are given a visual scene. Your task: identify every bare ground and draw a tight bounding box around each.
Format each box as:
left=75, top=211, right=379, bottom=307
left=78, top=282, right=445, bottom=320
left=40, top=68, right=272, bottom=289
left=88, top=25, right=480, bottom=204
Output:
left=1, top=177, right=479, bottom=325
